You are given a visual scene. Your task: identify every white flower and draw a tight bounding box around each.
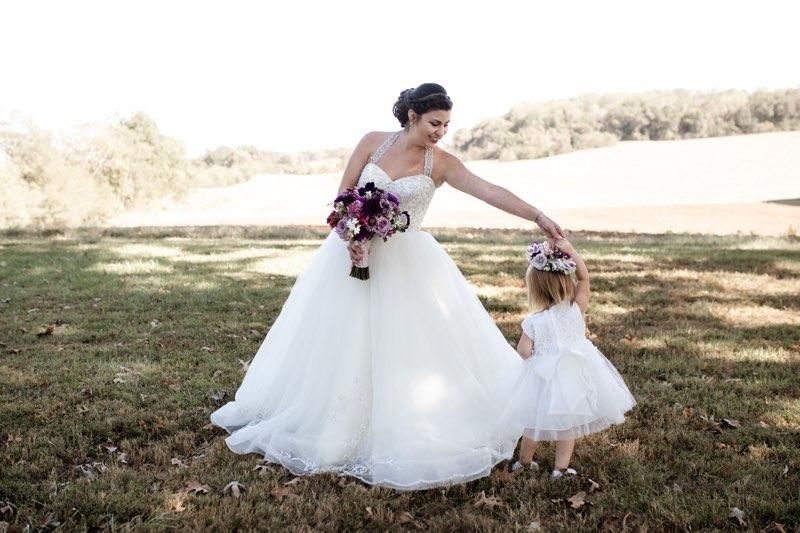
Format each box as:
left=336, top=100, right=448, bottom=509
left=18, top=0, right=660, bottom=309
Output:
left=532, top=253, right=548, bottom=269
left=346, top=219, right=360, bottom=236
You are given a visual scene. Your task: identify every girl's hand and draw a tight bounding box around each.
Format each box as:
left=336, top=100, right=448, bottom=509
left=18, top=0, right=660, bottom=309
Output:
left=554, top=237, right=576, bottom=255
left=535, top=212, right=565, bottom=242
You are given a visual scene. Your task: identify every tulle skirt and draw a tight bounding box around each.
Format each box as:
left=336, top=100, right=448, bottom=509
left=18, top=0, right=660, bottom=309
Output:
left=495, top=340, right=635, bottom=442
left=210, top=229, right=523, bottom=490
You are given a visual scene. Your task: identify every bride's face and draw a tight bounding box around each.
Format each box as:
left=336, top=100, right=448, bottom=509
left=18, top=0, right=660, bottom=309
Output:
left=409, top=109, right=451, bottom=147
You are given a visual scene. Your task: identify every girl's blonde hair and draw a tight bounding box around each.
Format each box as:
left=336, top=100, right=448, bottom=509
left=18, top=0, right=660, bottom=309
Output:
left=525, top=262, right=576, bottom=311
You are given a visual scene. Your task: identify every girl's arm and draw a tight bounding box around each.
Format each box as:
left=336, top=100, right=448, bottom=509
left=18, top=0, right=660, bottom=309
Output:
left=555, top=238, right=590, bottom=315
left=516, top=333, right=534, bottom=359
left=439, top=151, right=565, bottom=240
left=336, top=132, right=385, bottom=195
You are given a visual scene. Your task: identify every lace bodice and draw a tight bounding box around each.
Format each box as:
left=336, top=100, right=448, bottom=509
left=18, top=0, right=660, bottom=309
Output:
left=356, top=131, right=437, bottom=231
left=521, top=300, right=587, bottom=356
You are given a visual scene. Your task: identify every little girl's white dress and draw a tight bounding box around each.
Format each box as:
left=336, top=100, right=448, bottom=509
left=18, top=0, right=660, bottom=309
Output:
left=497, top=300, right=635, bottom=441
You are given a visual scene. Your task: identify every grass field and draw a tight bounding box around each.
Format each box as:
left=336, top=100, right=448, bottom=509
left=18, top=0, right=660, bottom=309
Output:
left=1, top=225, right=799, bottom=531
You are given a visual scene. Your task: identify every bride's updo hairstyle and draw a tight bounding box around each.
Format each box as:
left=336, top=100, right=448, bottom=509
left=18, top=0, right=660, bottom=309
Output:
left=392, top=83, right=453, bottom=127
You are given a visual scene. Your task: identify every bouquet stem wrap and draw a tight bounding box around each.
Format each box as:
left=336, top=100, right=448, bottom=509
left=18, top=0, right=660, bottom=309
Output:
left=349, top=240, right=371, bottom=280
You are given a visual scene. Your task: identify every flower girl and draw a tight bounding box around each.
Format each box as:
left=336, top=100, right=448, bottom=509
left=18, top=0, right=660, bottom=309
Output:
left=498, top=237, right=635, bottom=478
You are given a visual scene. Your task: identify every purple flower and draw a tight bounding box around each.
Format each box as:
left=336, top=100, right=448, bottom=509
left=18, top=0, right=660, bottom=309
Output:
left=398, top=211, right=410, bottom=227
left=362, top=197, right=383, bottom=216
left=335, top=217, right=348, bottom=238
left=376, top=217, right=391, bottom=235
left=347, top=200, right=363, bottom=215
left=386, top=192, right=400, bottom=205
left=357, top=181, right=378, bottom=196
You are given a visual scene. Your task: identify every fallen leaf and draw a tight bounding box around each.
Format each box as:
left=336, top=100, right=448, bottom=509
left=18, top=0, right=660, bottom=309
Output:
left=270, top=485, right=299, bottom=501
left=208, top=390, right=227, bottom=403
left=37, top=512, right=60, bottom=529
left=223, top=481, right=246, bottom=498
left=722, top=418, right=741, bottom=429
left=201, top=346, right=214, bottom=352
left=0, top=501, right=16, bottom=520
left=117, top=453, right=129, bottom=464
left=491, top=466, right=512, bottom=482
left=171, top=457, right=189, bottom=469
left=729, top=506, right=746, bottom=526
left=74, top=462, right=107, bottom=479
left=473, top=491, right=505, bottom=509
left=184, top=480, right=210, bottom=495
left=588, top=478, right=600, bottom=492
left=284, top=477, right=305, bottom=486
left=398, top=511, right=423, bottom=528
left=166, top=492, right=187, bottom=512
left=567, top=491, right=588, bottom=509
left=763, top=522, right=786, bottom=533
left=253, top=462, right=271, bottom=474
left=36, top=324, right=55, bottom=337
left=238, top=358, right=250, bottom=371
left=782, top=465, right=789, bottom=476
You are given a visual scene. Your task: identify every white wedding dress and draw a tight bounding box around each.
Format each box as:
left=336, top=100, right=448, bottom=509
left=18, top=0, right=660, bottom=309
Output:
left=210, top=131, right=523, bottom=490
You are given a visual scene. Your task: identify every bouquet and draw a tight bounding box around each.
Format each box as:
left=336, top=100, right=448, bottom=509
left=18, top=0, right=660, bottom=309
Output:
left=327, top=181, right=410, bottom=280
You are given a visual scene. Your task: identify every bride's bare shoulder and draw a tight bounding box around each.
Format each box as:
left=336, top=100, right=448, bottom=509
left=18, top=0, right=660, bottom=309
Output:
left=432, top=147, right=466, bottom=178
left=348, top=131, right=393, bottom=163
left=358, top=131, right=393, bottom=149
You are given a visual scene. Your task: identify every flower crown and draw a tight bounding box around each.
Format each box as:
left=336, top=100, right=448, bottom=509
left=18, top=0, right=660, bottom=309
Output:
left=526, top=241, right=577, bottom=275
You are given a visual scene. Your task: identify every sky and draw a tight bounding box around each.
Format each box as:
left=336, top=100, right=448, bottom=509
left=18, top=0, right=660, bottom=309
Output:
left=0, top=0, right=797, bottom=156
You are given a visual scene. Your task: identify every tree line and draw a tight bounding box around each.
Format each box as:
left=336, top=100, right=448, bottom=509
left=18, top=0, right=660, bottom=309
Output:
left=1, top=88, right=798, bottom=229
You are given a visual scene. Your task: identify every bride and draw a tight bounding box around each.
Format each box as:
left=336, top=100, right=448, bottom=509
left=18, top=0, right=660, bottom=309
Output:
left=210, top=83, right=565, bottom=490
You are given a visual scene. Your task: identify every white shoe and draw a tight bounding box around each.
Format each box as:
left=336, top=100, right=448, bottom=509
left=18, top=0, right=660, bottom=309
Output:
left=511, top=460, right=540, bottom=472
left=551, top=467, right=577, bottom=479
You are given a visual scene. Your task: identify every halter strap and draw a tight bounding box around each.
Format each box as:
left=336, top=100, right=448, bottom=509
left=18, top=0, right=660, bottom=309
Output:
left=369, top=131, right=401, bottom=164
left=369, top=131, right=434, bottom=178
left=423, top=145, right=433, bottom=177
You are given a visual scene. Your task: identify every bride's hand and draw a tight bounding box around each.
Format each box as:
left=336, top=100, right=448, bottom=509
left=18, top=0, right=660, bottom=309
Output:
left=535, top=212, right=565, bottom=243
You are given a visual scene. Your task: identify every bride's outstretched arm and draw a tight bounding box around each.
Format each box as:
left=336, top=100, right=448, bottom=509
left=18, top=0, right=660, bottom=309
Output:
left=441, top=153, right=565, bottom=239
